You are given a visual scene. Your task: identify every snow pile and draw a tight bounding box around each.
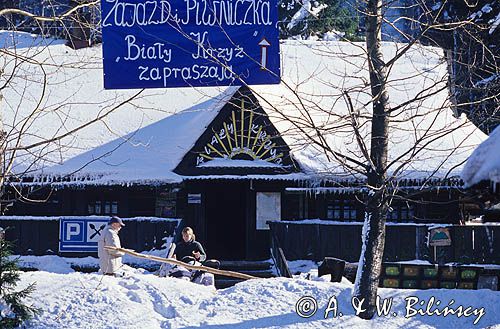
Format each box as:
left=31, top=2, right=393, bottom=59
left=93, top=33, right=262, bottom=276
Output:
left=462, top=124, right=500, bottom=186
left=15, top=270, right=500, bottom=328
left=15, top=248, right=176, bottom=272
left=286, top=0, right=328, bottom=31
left=18, top=255, right=77, bottom=274
left=287, top=259, right=331, bottom=282
left=322, top=30, right=345, bottom=41
left=0, top=31, right=65, bottom=48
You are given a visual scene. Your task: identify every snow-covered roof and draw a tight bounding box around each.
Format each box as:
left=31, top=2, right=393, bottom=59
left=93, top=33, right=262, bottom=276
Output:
left=1, top=31, right=487, bottom=186
left=461, top=124, right=500, bottom=187
left=1, top=31, right=236, bottom=184
left=251, top=41, right=486, bottom=181
left=34, top=89, right=238, bottom=185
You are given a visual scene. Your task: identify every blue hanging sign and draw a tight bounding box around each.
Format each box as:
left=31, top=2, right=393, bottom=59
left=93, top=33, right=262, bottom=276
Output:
left=101, top=0, right=281, bottom=89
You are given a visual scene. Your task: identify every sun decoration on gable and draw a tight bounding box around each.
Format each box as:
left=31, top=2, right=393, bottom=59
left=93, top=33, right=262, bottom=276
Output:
left=195, top=98, right=285, bottom=166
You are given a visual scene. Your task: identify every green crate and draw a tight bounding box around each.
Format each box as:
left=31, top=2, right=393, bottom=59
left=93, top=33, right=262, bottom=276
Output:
left=421, top=280, right=439, bottom=289
left=385, top=265, right=400, bottom=276
left=458, top=281, right=475, bottom=289
left=403, top=266, right=420, bottom=278
left=402, top=280, right=418, bottom=289
left=460, top=269, right=478, bottom=280
left=439, top=281, right=456, bottom=289
left=423, top=267, right=439, bottom=278
left=440, top=267, right=458, bottom=280
left=383, top=278, right=400, bottom=288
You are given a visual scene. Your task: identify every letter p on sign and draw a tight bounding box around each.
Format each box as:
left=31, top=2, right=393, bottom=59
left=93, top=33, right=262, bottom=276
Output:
left=65, top=222, right=83, bottom=242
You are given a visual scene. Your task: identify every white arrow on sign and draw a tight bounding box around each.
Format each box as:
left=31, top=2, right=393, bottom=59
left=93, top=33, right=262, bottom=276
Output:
left=258, top=38, right=271, bottom=70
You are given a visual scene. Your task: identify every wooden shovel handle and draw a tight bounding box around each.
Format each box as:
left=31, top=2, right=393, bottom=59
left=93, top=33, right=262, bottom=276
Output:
left=104, top=246, right=257, bottom=280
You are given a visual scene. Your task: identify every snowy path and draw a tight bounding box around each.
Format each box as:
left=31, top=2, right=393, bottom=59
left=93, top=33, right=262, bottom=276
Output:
left=16, top=270, right=500, bottom=328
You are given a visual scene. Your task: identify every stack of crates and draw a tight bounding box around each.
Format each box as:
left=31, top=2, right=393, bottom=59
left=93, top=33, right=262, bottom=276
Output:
left=457, top=267, right=481, bottom=289
left=420, top=265, right=439, bottom=289
left=379, top=263, right=482, bottom=290
left=401, top=265, right=420, bottom=288
left=380, top=263, right=401, bottom=288
left=439, top=266, right=458, bottom=289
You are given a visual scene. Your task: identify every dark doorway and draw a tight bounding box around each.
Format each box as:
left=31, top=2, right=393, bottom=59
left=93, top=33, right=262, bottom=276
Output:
left=205, top=182, right=247, bottom=260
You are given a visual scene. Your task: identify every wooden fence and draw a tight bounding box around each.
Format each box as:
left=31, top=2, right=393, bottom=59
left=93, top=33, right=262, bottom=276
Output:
left=0, top=217, right=181, bottom=256
left=268, top=221, right=500, bottom=264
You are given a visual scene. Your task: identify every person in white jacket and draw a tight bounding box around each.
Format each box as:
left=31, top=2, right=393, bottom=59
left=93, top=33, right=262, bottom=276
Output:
left=98, top=216, right=126, bottom=275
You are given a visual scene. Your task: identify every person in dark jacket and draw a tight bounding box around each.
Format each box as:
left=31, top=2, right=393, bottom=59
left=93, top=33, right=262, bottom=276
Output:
left=173, top=227, right=206, bottom=263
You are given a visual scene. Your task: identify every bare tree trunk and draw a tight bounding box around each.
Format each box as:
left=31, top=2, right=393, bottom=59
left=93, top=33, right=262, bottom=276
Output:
left=352, top=0, right=390, bottom=320
left=0, top=93, right=4, bottom=214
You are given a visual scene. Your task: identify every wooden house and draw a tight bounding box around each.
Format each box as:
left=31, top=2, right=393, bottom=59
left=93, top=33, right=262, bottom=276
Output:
left=1, top=36, right=487, bottom=260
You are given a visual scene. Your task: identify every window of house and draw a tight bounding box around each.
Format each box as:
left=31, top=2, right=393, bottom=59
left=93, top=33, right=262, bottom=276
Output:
left=88, top=200, right=118, bottom=215
left=112, top=201, right=118, bottom=214
left=87, top=203, right=94, bottom=214
left=387, top=203, right=415, bottom=222
left=400, top=205, right=414, bottom=221
left=326, top=199, right=357, bottom=221
left=95, top=201, right=101, bottom=214
left=104, top=201, right=111, bottom=214
left=155, top=190, right=177, bottom=217
left=326, top=205, right=334, bottom=219
left=283, top=191, right=308, bottom=220
left=345, top=204, right=357, bottom=220
left=388, top=207, right=399, bottom=221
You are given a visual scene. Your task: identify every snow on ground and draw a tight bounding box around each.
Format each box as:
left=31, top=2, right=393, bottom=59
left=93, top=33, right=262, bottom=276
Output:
left=288, top=259, right=326, bottom=280
left=15, top=248, right=173, bottom=273
left=14, top=269, right=500, bottom=329
left=288, top=259, right=319, bottom=274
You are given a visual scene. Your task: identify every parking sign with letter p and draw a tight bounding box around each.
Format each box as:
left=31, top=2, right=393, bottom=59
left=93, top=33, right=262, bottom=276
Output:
left=59, top=217, right=109, bottom=252
left=63, top=221, right=84, bottom=242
